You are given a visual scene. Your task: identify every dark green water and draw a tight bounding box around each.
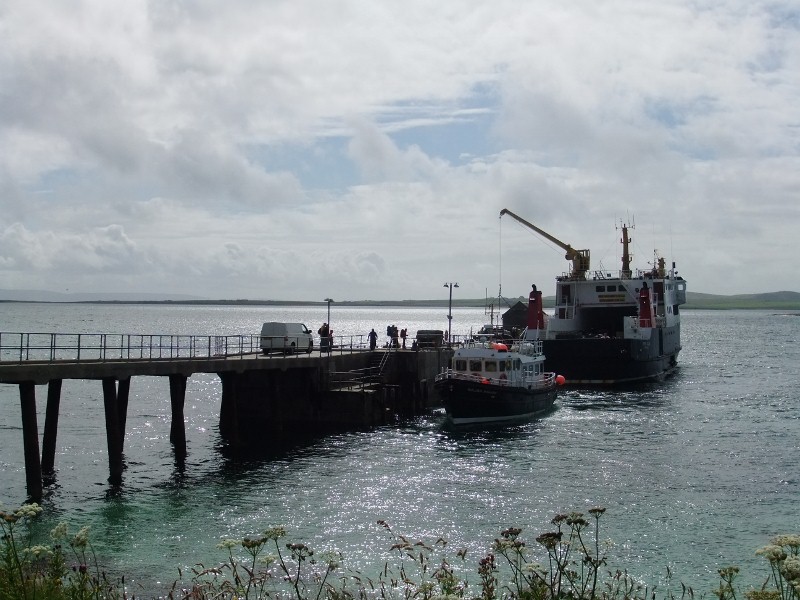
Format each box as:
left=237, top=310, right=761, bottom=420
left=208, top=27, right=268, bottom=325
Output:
left=1, top=304, right=798, bottom=596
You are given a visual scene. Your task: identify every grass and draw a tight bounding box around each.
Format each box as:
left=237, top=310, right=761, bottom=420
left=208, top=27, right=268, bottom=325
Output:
left=2, top=504, right=799, bottom=600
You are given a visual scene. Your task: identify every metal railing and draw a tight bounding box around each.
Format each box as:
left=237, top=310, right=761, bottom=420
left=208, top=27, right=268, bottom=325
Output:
left=0, top=331, right=460, bottom=365
left=0, top=332, right=265, bottom=364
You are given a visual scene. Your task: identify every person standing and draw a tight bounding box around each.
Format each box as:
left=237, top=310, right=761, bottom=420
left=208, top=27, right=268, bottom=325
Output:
left=368, top=328, right=378, bottom=350
left=400, top=328, right=407, bottom=349
left=318, top=322, right=330, bottom=352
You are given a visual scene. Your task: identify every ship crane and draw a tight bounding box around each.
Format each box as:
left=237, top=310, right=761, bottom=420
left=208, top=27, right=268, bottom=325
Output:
left=499, top=208, right=591, bottom=280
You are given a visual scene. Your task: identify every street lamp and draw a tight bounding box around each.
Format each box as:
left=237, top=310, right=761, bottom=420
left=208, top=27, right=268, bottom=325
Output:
left=443, top=282, right=458, bottom=344
left=324, top=298, right=333, bottom=352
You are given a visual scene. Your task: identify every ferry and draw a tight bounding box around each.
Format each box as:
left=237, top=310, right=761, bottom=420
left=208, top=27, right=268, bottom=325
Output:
left=500, top=209, right=687, bottom=385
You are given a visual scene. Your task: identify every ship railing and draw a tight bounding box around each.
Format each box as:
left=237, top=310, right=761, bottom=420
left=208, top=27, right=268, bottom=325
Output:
left=435, top=369, right=555, bottom=389
left=513, top=339, right=544, bottom=356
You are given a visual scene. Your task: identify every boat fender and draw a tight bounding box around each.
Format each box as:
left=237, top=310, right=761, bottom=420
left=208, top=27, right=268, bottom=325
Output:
left=556, top=374, right=566, bottom=385
left=481, top=378, right=490, bottom=385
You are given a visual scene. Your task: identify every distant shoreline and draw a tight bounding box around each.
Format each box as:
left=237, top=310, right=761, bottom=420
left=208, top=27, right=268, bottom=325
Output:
left=2, top=297, right=800, bottom=311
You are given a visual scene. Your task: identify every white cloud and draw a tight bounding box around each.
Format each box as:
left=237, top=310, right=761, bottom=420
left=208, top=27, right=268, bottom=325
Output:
left=1, top=0, right=799, bottom=299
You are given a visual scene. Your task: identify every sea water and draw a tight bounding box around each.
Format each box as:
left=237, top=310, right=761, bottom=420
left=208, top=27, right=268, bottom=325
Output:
left=0, top=303, right=798, bottom=596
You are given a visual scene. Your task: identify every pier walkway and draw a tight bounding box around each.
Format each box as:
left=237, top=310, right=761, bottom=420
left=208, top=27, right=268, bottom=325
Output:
left=1, top=331, right=451, bottom=501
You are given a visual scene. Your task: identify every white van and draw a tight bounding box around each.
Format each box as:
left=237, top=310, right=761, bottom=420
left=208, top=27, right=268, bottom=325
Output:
left=259, top=322, right=314, bottom=355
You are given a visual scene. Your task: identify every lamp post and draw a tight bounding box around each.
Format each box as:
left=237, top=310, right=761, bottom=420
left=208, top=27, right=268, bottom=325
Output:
left=324, top=298, right=333, bottom=352
left=443, top=282, right=458, bottom=344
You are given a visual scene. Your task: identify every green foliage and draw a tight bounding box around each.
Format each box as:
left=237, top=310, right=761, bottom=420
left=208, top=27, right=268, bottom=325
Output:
left=0, top=504, right=125, bottom=600
left=2, top=504, right=799, bottom=600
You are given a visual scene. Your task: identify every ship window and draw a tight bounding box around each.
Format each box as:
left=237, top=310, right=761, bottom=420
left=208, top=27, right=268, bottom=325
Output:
left=454, top=359, right=467, bottom=371
left=485, top=361, right=497, bottom=372
left=607, top=285, right=617, bottom=291
left=596, top=286, right=605, bottom=292
left=469, top=359, right=482, bottom=372
left=513, top=359, right=522, bottom=369
left=499, top=360, right=506, bottom=372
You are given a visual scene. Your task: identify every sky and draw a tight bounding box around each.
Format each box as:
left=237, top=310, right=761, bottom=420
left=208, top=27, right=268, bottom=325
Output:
left=1, top=1, right=799, bottom=302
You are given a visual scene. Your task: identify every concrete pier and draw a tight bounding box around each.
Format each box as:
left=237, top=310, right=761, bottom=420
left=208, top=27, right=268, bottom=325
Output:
left=1, top=347, right=451, bottom=501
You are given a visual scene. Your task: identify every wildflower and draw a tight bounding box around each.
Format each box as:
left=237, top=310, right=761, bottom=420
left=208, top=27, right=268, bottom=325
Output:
left=71, top=525, right=91, bottom=549
left=536, top=531, right=562, bottom=550
left=259, top=553, right=279, bottom=566
left=566, top=512, right=589, bottom=528
left=718, top=566, right=739, bottom=578
left=217, top=539, right=239, bottom=550
left=494, top=537, right=524, bottom=552
left=51, top=522, right=68, bottom=541
left=780, top=556, right=800, bottom=583
left=263, top=526, right=286, bottom=540
left=14, top=503, right=43, bottom=519
left=319, top=550, right=342, bottom=570
left=588, top=507, right=607, bottom=516
left=501, top=527, right=522, bottom=539
left=242, top=536, right=267, bottom=550
left=25, top=544, right=53, bottom=558
left=756, top=545, right=787, bottom=563
left=744, top=591, right=781, bottom=600
left=551, top=513, right=568, bottom=525
left=771, top=535, right=800, bottom=550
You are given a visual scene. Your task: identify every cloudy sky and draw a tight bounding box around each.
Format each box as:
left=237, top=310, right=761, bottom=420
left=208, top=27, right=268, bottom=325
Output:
left=1, top=1, right=798, bottom=301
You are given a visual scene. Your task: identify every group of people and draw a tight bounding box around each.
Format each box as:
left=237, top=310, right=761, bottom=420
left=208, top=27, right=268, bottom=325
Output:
left=331, top=325, right=412, bottom=351
left=386, top=324, right=408, bottom=349
left=365, top=325, right=409, bottom=350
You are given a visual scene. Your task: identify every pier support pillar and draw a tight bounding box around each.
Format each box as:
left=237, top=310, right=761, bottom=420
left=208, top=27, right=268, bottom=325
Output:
left=218, top=372, right=240, bottom=445
left=116, top=377, right=130, bottom=454
left=169, top=374, right=187, bottom=461
left=41, top=379, right=63, bottom=475
left=102, top=378, right=124, bottom=486
left=19, top=382, right=43, bottom=502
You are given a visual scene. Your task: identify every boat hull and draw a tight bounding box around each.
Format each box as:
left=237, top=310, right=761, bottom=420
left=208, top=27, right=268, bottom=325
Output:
left=542, top=323, right=681, bottom=385
left=435, top=378, right=557, bottom=426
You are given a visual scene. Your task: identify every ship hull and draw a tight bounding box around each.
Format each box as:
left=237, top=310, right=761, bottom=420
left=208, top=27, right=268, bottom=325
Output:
left=542, top=323, right=681, bottom=385
left=435, top=378, right=557, bottom=426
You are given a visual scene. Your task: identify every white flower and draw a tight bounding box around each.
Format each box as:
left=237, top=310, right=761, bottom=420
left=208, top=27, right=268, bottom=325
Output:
left=780, top=556, right=800, bottom=583
left=51, top=522, right=68, bottom=540
left=756, top=545, right=787, bottom=563
left=771, top=535, right=800, bottom=550
left=14, top=504, right=42, bottom=519
left=25, top=545, right=52, bottom=558
left=71, top=525, right=91, bottom=549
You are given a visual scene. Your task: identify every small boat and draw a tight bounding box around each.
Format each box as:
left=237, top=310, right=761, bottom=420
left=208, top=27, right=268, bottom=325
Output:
left=500, top=209, right=687, bottom=385
left=434, top=298, right=564, bottom=426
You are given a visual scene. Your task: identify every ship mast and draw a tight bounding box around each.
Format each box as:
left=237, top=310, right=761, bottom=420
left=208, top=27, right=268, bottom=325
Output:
left=619, top=221, right=633, bottom=278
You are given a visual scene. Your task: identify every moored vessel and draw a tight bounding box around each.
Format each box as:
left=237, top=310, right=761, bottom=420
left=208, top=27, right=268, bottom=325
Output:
left=500, top=209, right=687, bottom=385
left=434, top=297, right=564, bottom=426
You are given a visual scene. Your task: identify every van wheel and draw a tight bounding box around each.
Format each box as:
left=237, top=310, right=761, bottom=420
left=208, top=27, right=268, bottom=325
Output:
left=307, top=341, right=313, bottom=354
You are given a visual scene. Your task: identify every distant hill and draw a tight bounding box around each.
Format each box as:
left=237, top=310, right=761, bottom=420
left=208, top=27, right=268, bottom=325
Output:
left=683, top=290, right=800, bottom=310
left=0, top=289, right=204, bottom=302
left=2, top=289, right=799, bottom=310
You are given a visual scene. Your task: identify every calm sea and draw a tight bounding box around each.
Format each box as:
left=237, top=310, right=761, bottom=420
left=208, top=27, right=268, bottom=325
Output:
left=0, top=303, right=798, bottom=596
